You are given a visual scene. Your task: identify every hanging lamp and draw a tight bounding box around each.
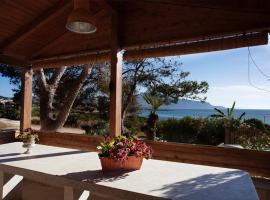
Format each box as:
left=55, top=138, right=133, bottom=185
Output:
left=66, top=0, right=97, bottom=34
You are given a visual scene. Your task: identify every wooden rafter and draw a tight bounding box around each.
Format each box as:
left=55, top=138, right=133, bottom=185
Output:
left=0, top=55, right=28, bottom=67
left=31, top=8, right=108, bottom=60
left=0, top=0, right=72, bottom=53
left=30, top=30, right=69, bottom=60
left=30, top=32, right=268, bottom=69
left=142, top=0, right=270, bottom=14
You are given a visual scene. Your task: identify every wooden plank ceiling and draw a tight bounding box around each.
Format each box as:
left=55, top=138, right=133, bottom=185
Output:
left=0, top=0, right=269, bottom=67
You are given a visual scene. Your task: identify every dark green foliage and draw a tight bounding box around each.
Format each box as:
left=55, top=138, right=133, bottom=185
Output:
left=244, top=118, right=266, bottom=130
left=157, top=117, right=225, bottom=145
left=0, top=103, right=20, bottom=120
left=124, top=116, right=146, bottom=135
left=65, top=113, right=81, bottom=127
left=198, top=118, right=225, bottom=145
left=97, top=96, right=109, bottom=119
left=81, top=120, right=109, bottom=135
left=64, top=112, right=109, bottom=135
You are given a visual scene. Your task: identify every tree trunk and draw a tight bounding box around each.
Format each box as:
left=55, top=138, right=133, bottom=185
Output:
left=147, top=113, right=158, bottom=140
left=121, top=109, right=127, bottom=133
left=121, top=85, right=136, bottom=133
left=36, top=65, right=93, bottom=132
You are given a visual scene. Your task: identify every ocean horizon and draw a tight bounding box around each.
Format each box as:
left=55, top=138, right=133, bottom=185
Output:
left=140, top=109, right=270, bottom=124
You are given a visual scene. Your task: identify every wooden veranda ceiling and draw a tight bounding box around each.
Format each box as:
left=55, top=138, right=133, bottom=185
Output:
left=0, top=0, right=270, bottom=68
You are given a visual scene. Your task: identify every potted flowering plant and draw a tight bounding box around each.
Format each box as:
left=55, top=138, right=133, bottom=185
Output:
left=17, top=128, right=39, bottom=154
left=97, top=135, right=152, bottom=171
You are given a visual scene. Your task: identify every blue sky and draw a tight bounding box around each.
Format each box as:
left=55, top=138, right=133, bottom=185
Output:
left=179, top=42, right=270, bottom=109
left=1, top=41, right=270, bottom=109
left=0, top=76, right=15, bottom=97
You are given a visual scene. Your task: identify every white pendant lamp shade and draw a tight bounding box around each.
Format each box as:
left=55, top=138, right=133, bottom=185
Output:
left=66, top=0, right=97, bottom=34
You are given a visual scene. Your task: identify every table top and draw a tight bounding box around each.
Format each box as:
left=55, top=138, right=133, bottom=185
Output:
left=0, top=142, right=259, bottom=200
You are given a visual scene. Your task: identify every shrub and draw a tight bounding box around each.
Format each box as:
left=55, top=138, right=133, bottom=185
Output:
left=0, top=104, right=20, bottom=120
left=244, top=118, right=266, bottom=130
left=81, top=120, right=109, bottom=135
left=31, top=117, right=40, bottom=125
left=124, top=116, right=146, bottom=135
left=157, top=117, right=227, bottom=145
left=157, top=117, right=204, bottom=144
left=65, top=113, right=80, bottom=127
left=197, top=118, right=225, bottom=145
left=236, top=131, right=270, bottom=150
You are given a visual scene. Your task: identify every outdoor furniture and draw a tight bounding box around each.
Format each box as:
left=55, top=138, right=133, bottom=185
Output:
left=0, top=142, right=259, bottom=200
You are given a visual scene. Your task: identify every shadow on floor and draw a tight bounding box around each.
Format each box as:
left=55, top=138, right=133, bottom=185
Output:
left=0, top=153, right=21, bottom=158
left=63, top=170, right=130, bottom=183
left=0, top=150, right=88, bottom=163
left=151, top=171, right=258, bottom=200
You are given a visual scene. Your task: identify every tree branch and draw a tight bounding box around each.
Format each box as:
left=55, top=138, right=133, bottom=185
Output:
left=35, top=68, right=47, bottom=90
left=48, top=67, right=66, bottom=88
left=55, top=64, right=93, bottom=128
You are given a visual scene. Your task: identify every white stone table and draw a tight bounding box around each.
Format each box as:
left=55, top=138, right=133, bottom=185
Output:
left=0, top=142, right=259, bottom=200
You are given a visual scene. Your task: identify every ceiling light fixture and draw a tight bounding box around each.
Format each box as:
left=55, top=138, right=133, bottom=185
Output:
left=66, top=0, right=97, bottom=34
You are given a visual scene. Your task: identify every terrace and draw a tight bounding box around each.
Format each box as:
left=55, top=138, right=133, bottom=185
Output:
left=0, top=0, right=270, bottom=199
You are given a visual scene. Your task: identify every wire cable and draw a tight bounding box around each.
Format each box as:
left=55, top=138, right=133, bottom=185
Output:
left=248, top=47, right=270, bottom=79
left=247, top=48, right=270, bottom=92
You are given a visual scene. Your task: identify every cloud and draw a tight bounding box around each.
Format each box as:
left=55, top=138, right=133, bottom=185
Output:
left=207, top=85, right=270, bottom=109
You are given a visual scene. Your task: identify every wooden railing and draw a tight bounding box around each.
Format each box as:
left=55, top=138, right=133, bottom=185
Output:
left=0, top=129, right=16, bottom=144
left=148, top=140, right=270, bottom=178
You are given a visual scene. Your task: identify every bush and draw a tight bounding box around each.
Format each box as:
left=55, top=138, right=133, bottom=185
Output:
left=124, top=116, right=146, bottom=135
left=157, top=117, right=204, bottom=144
left=197, top=118, right=225, bottom=145
left=237, top=131, right=270, bottom=150
left=157, top=117, right=228, bottom=145
left=65, top=113, right=80, bottom=127
left=31, top=117, right=40, bottom=125
left=81, top=120, right=109, bottom=135
left=244, top=118, right=266, bottom=130
left=0, top=104, right=20, bottom=120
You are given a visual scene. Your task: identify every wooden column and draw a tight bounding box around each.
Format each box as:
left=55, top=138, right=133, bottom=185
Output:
left=20, top=68, right=33, bottom=131
left=109, top=11, right=122, bottom=137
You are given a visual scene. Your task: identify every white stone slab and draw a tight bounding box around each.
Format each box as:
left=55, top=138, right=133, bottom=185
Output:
left=0, top=142, right=259, bottom=200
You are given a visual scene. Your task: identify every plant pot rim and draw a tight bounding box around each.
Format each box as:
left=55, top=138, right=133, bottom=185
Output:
left=99, top=155, right=143, bottom=160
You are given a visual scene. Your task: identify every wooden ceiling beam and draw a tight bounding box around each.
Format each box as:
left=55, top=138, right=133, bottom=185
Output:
left=142, top=0, right=270, bottom=14
left=30, top=32, right=268, bottom=69
left=125, top=32, right=268, bottom=60
left=0, top=55, right=28, bottom=68
left=0, top=0, right=72, bottom=53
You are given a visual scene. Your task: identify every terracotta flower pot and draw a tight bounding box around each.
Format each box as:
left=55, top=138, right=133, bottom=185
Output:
left=99, top=156, right=143, bottom=172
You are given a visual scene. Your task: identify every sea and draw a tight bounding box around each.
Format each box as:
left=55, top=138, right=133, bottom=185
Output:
left=140, top=109, right=270, bottom=125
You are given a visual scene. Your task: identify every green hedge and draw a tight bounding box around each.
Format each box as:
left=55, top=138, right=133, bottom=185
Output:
left=157, top=117, right=225, bottom=145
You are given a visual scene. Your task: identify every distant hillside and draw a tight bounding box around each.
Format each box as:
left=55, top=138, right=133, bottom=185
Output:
left=138, top=95, right=225, bottom=110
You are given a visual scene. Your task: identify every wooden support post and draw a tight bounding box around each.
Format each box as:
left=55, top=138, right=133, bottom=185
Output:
left=109, top=10, right=123, bottom=137
left=20, top=68, right=33, bottom=131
